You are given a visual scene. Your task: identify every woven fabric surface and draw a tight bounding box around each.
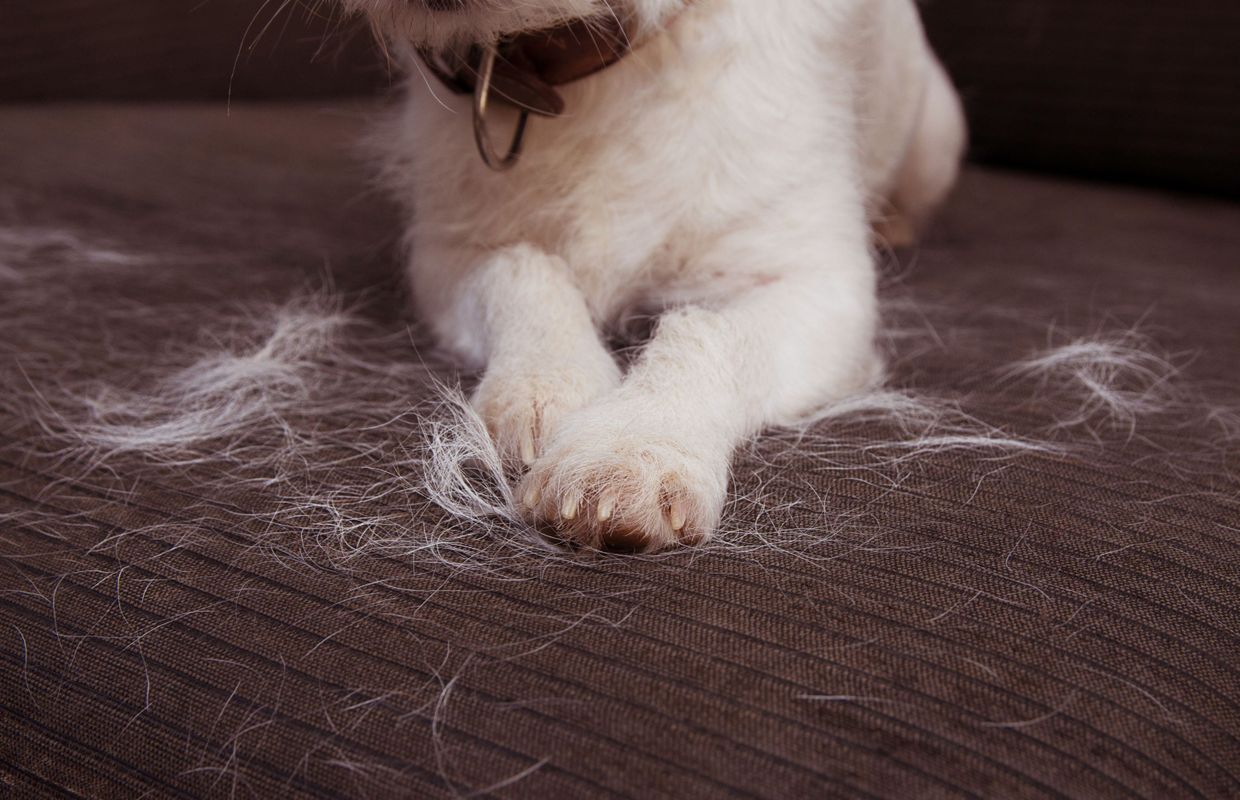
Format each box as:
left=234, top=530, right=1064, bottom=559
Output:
left=0, top=104, right=1238, bottom=799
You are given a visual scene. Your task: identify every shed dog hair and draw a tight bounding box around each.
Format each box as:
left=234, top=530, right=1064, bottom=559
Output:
left=344, top=0, right=967, bottom=550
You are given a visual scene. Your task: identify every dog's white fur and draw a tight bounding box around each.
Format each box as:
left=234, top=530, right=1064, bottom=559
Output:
left=348, top=0, right=966, bottom=550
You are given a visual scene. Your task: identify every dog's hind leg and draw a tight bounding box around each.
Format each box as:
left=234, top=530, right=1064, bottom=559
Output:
left=875, top=57, right=968, bottom=247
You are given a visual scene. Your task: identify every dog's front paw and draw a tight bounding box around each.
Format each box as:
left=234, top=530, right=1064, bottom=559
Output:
left=473, top=354, right=620, bottom=467
left=518, top=410, right=730, bottom=552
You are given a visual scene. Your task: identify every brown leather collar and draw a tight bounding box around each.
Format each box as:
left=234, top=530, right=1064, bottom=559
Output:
left=417, top=15, right=638, bottom=118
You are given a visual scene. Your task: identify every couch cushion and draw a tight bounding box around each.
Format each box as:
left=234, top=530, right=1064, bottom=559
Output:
left=922, top=0, right=1240, bottom=196
left=6, top=2, right=1239, bottom=196
left=0, top=104, right=1238, bottom=798
left=0, top=0, right=386, bottom=102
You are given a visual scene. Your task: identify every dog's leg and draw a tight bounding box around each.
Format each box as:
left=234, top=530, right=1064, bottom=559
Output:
left=519, top=218, right=881, bottom=551
left=418, top=243, right=621, bottom=466
left=876, top=57, right=967, bottom=247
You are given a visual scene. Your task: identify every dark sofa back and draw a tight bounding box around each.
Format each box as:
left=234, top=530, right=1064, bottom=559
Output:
left=0, top=0, right=388, bottom=102
left=3, top=1, right=1238, bottom=196
left=920, top=0, right=1240, bottom=196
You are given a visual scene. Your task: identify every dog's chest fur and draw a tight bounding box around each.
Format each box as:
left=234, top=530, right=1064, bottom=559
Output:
left=380, top=0, right=927, bottom=326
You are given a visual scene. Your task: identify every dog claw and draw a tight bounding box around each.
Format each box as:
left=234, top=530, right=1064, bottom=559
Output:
left=561, top=494, right=580, bottom=521
left=519, top=428, right=537, bottom=466
left=523, top=485, right=541, bottom=509
left=668, top=502, right=687, bottom=532
left=597, top=493, right=616, bottom=522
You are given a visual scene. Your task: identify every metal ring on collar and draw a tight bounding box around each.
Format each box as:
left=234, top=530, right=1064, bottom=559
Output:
left=473, top=45, right=530, bottom=172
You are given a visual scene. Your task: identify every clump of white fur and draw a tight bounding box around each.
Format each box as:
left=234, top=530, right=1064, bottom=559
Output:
left=0, top=226, right=151, bottom=275
left=73, top=295, right=352, bottom=458
left=1004, top=330, right=1183, bottom=436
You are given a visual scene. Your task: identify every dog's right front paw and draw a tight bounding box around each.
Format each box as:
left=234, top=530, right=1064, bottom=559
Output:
left=517, top=407, right=730, bottom=552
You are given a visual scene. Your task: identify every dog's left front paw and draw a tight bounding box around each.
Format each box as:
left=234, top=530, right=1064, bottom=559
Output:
left=473, top=353, right=620, bottom=468
left=517, top=410, right=730, bottom=552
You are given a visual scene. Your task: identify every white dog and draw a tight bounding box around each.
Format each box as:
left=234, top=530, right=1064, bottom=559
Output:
left=342, top=0, right=966, bottom=550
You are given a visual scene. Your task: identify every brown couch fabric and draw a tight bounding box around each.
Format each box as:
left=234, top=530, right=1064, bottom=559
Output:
left=0, top=104, right=1238, bottom=798
left=5, top=2, right=1240, bottom=197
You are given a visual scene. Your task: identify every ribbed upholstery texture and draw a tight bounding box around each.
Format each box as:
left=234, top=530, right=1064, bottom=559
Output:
left=0, top=105, right=1237, bottom=799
